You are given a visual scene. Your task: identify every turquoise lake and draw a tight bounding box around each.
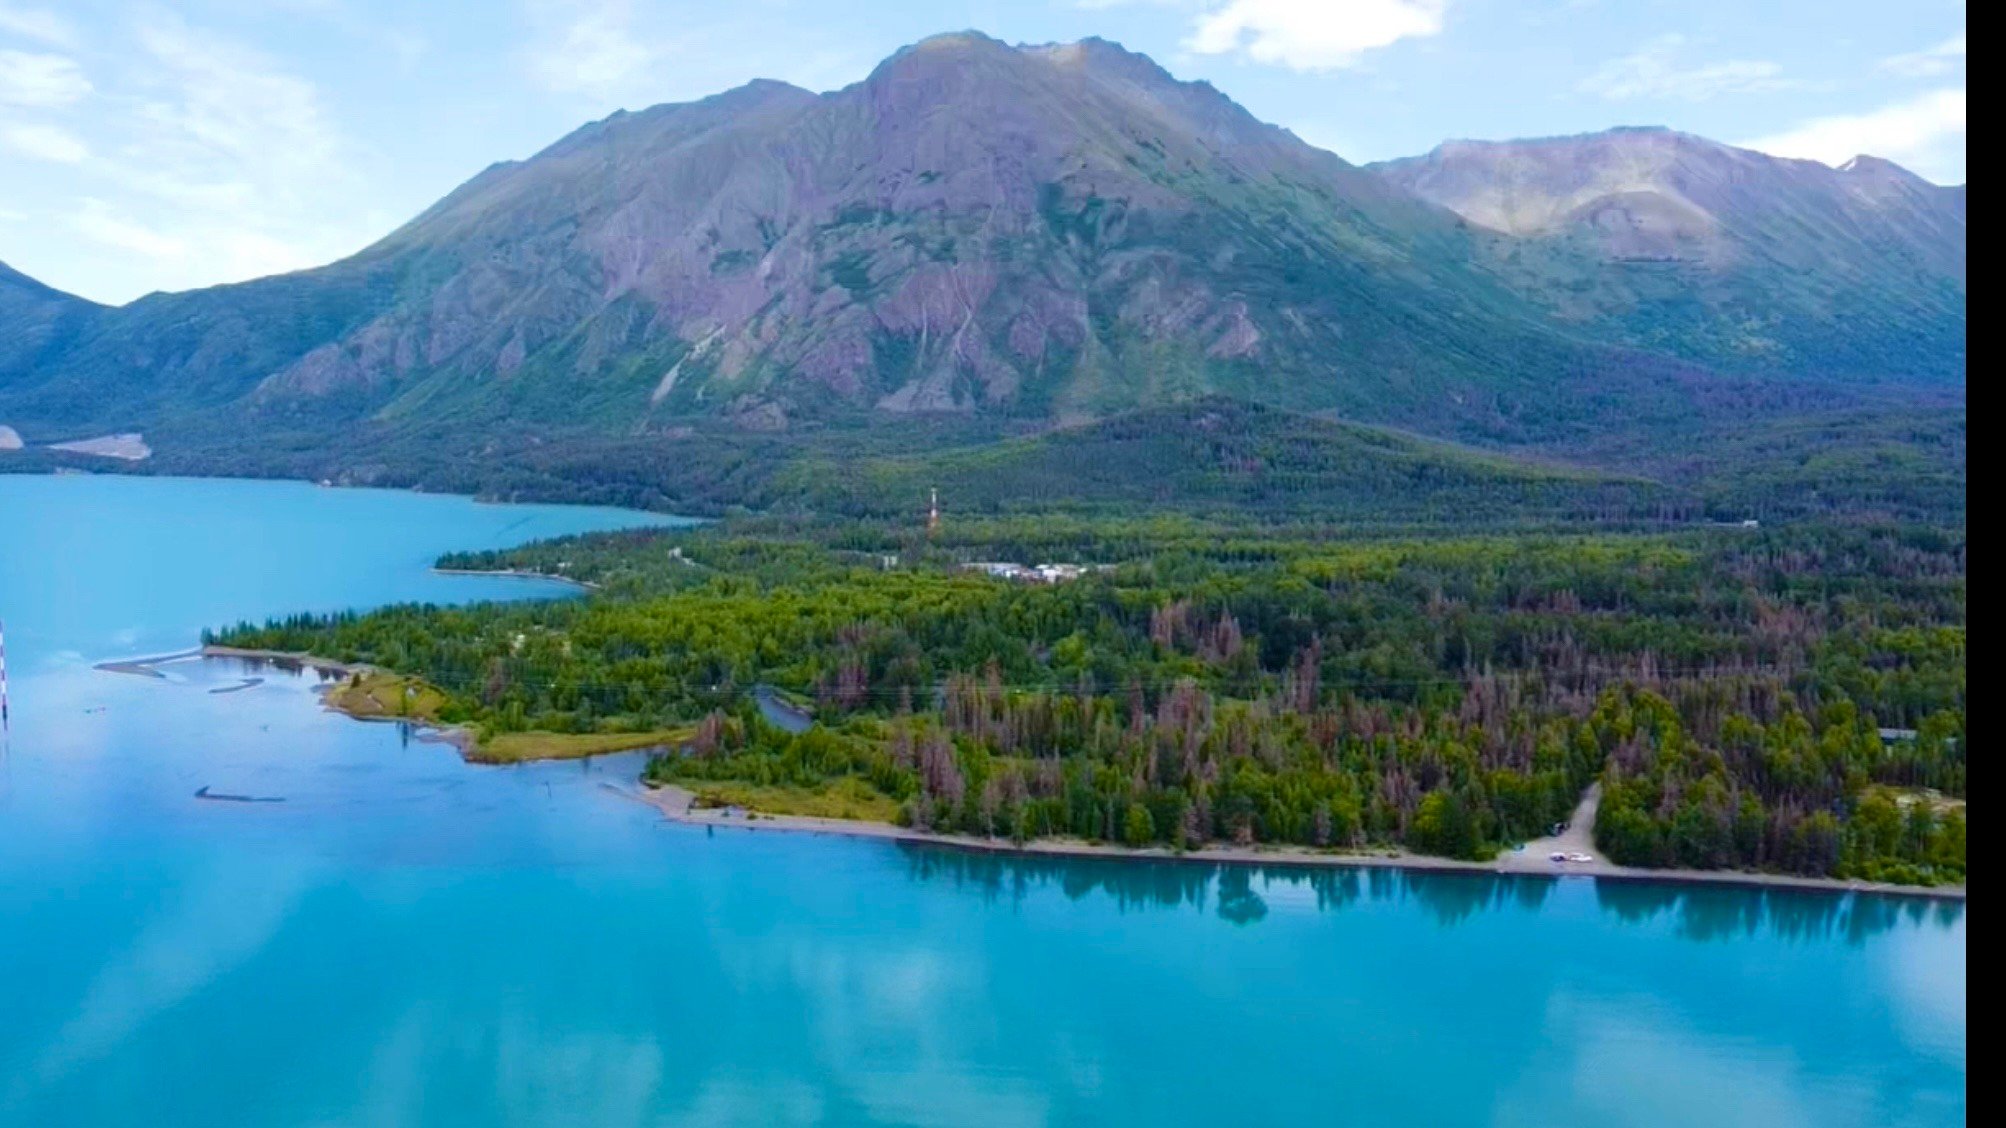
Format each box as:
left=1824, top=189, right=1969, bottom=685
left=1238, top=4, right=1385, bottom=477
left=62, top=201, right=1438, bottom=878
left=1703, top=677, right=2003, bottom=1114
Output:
left=0, top=475, right=1966, bottom=1126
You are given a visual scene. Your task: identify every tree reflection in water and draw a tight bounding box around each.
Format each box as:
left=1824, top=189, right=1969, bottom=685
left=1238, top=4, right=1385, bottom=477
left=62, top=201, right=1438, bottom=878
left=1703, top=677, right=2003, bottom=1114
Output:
left=901, top=845, right=1962, bottom=944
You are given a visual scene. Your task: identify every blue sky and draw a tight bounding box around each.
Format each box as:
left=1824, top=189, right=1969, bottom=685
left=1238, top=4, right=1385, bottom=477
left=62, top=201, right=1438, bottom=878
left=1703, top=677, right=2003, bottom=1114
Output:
left=0, top=0, right=1967, bottom=305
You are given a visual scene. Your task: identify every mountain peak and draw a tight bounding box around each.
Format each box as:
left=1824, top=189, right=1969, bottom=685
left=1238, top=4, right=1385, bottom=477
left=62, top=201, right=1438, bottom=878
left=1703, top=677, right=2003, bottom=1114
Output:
left=1027, top=35, right=1159, bottom=69
left=1372, top=122, right=1965, bottom=350
left=716, top=77, right=814, bottom=103
left=1376, top=128, right=1731, bottom=240
left=1414, top=125, right=1723, bottom=162
left=1375, top=124, right=1956, bottom=244
left=869, top=33, right=1191, bottom=97
left=1838, top=153, right=1926, bottom=183
left=873, top=30, right=1014, bottom=73
left=909, top=30, right=1007, bottom=52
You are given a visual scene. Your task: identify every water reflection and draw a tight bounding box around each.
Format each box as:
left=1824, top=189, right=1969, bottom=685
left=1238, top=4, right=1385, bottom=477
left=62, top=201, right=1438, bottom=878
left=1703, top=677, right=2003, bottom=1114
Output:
left=900, top=848, right=1564, bottom=926
left=903, top=846, right=1962, bottom=944
left=1593, top=880, right=1964, bottom=944
left=1215, top=869, right=1267, bottom=925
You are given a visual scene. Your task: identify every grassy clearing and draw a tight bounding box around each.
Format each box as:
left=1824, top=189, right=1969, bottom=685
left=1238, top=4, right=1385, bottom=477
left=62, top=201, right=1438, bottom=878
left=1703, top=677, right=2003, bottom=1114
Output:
left=688, top=776, right=902, bottom=823
left=325, top=671, right=449, bottom=721
left=473, top=728, right=695, bottom=764
left=324, top=672, right=691, bottom=762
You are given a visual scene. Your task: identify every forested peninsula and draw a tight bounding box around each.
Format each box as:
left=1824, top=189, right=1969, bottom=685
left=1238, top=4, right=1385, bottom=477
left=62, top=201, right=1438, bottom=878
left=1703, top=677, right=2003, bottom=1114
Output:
left=212, top=512, right=1965, bottom=889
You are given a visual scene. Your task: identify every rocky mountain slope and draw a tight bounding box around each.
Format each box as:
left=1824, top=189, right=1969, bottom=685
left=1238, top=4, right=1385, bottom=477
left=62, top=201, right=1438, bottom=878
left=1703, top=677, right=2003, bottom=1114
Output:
left=0, top=34, right=1966, bottom=501
left=1373, top=128, right=1966, bottom=381
left=6, top=34, right=1589, bottom=442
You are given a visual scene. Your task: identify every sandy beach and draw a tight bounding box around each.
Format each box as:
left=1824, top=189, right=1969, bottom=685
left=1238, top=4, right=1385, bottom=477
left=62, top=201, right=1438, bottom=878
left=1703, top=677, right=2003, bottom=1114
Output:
left=619, top=781, right=1967, bottom=902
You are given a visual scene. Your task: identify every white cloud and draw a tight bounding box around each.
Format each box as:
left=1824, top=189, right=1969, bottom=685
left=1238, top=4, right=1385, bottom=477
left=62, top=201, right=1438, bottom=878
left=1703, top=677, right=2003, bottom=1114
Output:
left=383, top=28, right=428, bottom=71
left=71, top=199, right=188, bottom=259
left=1184, top=0, right=1447, bottom=71
left=132, top=16, right=338, bottom=179
left=37, top=14, right=382, bottom=300
left=114, top=14, right=360, bottom=235
left=1741, top=87, right=1966, bottom=182
left=0, top=47, right=90, bottom=106
left=0, top=2, right=78, bottom=48
left=30, top=863, right=317, bottom=1087
left=1, top=119, right=87, bottom=162
left=523, top=0, right=661, bottom=99
left=1878, top=33, right=1965, bottom=79
left=69, top=196, right=334, bottom=290
left=266, top=0, right=430, bottom=72
left=1579, top=35, right=1798, bottom=101
left=516, top=1, right=868, bottom=106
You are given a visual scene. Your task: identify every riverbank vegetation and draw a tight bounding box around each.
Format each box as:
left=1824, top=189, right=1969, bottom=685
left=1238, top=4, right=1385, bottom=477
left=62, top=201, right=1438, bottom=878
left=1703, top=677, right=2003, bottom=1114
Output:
left=212, top=515, right=1965, bottom=884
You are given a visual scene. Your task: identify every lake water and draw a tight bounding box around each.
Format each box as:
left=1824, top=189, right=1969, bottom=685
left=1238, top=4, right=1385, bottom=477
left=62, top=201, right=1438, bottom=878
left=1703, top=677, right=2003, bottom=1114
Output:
left=0, top=475, right=1966, bottom=1127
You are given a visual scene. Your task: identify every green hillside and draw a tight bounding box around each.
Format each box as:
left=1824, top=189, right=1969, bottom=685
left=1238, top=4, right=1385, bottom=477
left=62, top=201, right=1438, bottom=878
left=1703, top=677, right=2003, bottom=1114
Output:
left=780, top=399, right=1674, bottom=523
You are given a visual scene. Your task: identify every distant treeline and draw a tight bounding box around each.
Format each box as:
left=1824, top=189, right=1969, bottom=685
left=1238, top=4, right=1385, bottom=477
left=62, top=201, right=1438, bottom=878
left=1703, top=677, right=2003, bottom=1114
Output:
left=20, top=395, right=1953, bottom=530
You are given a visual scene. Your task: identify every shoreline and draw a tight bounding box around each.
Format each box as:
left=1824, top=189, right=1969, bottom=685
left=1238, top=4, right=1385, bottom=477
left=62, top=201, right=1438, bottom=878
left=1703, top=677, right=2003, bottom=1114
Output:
left=193, top=646, right=481, bottom=754
left=432, top=566, right=600, bottom=591
left=196, top=644, right=366, bottom=676
left=121, top=647, right=1967, bottom=902
left=187, top=647, right=682, bottom=763
left=622, top=784, right=1967, bottom=902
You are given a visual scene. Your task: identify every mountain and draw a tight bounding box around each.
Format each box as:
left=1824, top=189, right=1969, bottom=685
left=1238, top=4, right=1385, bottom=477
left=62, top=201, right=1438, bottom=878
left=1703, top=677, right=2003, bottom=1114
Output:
left=1372, top=128, right=1966, bottom=382
left=0, top=34, right=1966, bottom=513
left=0, top=261, right=99, bottom=398
left=5, top=34, right=1603, bottom=444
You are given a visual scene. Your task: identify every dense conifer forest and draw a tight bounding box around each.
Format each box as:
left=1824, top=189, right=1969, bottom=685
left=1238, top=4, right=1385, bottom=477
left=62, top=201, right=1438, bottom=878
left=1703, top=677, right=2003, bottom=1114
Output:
left=216, top=514, right=1965, bottom=885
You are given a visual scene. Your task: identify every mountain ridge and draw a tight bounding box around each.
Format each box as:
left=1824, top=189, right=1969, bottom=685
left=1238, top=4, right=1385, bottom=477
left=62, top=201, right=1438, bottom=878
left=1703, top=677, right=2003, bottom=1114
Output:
left=1372, top=124, right=1965, bottom=386
left=5, top=33, right=1590, bottom=440
left=0, top=32, right=1965, bottom=512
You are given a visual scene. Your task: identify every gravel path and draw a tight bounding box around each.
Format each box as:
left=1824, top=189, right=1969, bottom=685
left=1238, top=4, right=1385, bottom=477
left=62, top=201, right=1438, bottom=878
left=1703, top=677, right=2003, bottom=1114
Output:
left=1495, top=784, right=1604, bottom=874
